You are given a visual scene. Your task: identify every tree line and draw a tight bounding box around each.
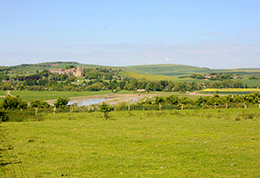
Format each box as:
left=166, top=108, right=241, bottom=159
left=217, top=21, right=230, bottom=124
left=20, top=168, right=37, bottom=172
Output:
left=0, top=67, right=255, bottom=92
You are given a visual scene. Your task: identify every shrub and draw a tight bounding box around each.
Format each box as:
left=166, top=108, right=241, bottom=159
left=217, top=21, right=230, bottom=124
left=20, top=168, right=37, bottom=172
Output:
left=54, top=97, right=70, bottom=108
left=30, top=100, right=50, bottom=108
left=99, top=102, right=112, bottom=119
left=0, top=109, right=9, bottom=122
left=2, top=96, right=27, bottom=110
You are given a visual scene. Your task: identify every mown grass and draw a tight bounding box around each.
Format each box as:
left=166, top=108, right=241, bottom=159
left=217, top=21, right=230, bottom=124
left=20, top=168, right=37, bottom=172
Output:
left=1, top=108, right=260, bottom=177
left=0, top=91, right=7, bottom=101
left=0, top=91, right=7, bottom=96
left=9, top=90, right=133, bottom=102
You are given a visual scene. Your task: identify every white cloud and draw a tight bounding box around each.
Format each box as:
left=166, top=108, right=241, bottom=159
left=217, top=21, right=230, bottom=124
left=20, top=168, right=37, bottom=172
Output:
left=148, top=61, right=154, bottom=64
left=251, top=30, right=260, bottom=33
left=165, top=58, right=170, bottom=62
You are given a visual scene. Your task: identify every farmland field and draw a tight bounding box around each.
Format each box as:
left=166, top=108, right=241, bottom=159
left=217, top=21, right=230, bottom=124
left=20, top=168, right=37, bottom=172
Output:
left=1, top=108, right=260, bottom=177
left=9, top=90, right=132, bottom=102
left=241, top=79, right=260, bottom=88
left=7, top=90, right=197, bottom=104
left=201, top=88, right=260, bottom=95
left=120, top=71, right=210, bottom=84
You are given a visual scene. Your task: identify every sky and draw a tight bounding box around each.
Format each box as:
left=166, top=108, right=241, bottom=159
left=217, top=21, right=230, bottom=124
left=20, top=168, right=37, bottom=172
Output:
left=0, top=0, right=260, bottom=69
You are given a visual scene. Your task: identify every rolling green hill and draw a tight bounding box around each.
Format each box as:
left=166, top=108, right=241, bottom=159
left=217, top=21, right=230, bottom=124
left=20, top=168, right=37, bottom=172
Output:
left=119, top=64, right=260, bottom=76
left=2, top=62, right=260, bottom=77
left=120, top=64, right=211, bottom=76
left=1, top=62, right=101, bottom=75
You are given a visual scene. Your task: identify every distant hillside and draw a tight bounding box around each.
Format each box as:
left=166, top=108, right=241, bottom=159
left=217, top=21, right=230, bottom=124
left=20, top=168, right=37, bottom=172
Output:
left=120, top=64, right=211, bottom=76
left=209, top=68, right=260, bottom=76
left=2, top=62, right=101, bottom=75
left=120, top=64, right=260, bottom=76
left=2, top=62, right=260, bottom=77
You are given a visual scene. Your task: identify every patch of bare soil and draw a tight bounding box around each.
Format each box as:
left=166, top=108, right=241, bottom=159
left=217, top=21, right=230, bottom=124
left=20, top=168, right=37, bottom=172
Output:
left=46, top=93, right=162, bottom=106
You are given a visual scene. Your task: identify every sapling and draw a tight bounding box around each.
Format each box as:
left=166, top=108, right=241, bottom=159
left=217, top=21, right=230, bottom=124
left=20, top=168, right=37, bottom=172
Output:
left=99, top=102, right=112, bottom=120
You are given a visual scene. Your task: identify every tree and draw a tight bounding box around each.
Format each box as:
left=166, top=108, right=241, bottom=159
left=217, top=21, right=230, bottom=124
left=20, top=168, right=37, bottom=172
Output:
left=54, top=97, right=70, bottom=108
left=0, top=109, right=9, bottom=122
left=2, top=96, right=27, bottom=110
left=99, top=102, right=112, bottom=119
left=30, top=100, right=50, bottom=108
left=166, top=95, right=179, bottom=105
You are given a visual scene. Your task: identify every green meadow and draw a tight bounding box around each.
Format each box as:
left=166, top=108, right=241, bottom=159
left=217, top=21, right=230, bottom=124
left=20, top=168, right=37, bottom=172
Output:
left=9, top=90, right=132, bottom=102
left=7, top=90, right=196, bottom=102
left=0, top=91, right=7, bottom=101
left=1, top=108, right=260, bottom=177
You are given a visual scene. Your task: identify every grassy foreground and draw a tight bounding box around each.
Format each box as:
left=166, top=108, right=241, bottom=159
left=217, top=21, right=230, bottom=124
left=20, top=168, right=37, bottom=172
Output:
left=1, top=109, right=260, bottom=177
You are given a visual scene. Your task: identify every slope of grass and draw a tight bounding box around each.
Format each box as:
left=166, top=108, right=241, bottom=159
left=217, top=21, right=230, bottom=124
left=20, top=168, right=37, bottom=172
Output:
left=119, top=71, right=178, bottom=81
left=121, top=64, right=211, bottom=76
left=6, top=62, right=101, bottom=76
left=1, top=109, right=260, bottom=177
left=4, top=62, right=260, bottom=79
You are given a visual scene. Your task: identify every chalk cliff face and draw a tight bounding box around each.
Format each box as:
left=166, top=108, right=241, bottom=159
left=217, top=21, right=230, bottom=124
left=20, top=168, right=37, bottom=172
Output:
left=49, top=66, right=83, bottom=77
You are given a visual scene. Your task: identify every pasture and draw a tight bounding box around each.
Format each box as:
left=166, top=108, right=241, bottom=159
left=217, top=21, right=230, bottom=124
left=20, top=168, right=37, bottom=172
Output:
left=8, top=90, right=131, bottom=102
left=7, top=90, right=197, bottom=104
left=1, top=108, right=260, bottom=177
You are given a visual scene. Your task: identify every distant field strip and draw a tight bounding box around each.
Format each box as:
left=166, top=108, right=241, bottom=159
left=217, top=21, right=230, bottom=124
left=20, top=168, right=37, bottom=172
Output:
left=9, top=90, right=115, bottom=101
left=201, top=88, right=260, bottom=94
left=121, top=71, right=177, bottom=81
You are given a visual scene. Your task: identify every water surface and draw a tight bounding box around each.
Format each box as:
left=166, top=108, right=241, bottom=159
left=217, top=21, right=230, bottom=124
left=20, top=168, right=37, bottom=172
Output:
left=68, top=98, right=108, bottom=106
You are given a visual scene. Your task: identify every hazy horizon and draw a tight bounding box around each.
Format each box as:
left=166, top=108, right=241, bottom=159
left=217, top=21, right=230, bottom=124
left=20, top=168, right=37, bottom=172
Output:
left=1, top=0, right=259, bottom=69
left=2, top=61, right=260, bottom=70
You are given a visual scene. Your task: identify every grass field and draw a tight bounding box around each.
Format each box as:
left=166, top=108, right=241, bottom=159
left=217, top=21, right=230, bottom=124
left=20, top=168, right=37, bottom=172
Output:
left=0, top=91, right=8, bottom=102
left=8, top=90, right=134, bottom=102
left=120, top=71, right=210, bottom=84
left=121, top=64, right=210, bottom=76
left=1, top=108, right=260, bottom=177
left=6, top=90, right=197, bottom=103
left=241, top=79, right=260, bottom=88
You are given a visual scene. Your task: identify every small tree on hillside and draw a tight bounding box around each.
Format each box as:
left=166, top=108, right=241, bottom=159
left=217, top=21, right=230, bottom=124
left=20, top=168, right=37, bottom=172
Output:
left=99, top=102, right=112, bottom=119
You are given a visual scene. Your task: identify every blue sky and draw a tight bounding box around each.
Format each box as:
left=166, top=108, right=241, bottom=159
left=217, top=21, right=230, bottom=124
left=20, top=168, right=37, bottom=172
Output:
left=0, top=0, right=259, bottom=68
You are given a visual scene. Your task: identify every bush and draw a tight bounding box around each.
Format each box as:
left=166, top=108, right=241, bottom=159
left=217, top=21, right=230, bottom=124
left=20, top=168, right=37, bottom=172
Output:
left=0, top=109, right=9, bottom=122
left=54, top=97, right=70, bottom=108
left=30, top=100, right=50, bottom=108
left=99, top=102, right=112, bottom=119
left=2, top=96, right=27, bottom=110
left=4, top=109, right=46, bottom=122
